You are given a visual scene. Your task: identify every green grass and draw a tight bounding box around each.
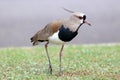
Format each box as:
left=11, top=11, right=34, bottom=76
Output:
left=0, top=44, right=120, bottom=80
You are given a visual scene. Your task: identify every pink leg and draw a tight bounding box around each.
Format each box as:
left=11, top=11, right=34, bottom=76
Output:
left=59, top=44, right=64, bottom=75
left=45, top=42, right=52, bottom=74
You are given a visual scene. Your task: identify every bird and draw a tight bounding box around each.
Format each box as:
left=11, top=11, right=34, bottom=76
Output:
left=30, top=8, right=91, bottom=75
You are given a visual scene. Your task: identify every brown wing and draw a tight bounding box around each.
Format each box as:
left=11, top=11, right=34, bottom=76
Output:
left=31, top=21, right=62, bottom=45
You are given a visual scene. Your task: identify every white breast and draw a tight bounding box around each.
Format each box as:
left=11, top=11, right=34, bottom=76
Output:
left=48, top=31, right=65, bottom=44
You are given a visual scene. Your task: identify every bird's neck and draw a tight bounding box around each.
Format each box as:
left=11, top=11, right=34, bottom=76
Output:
left=64, top=16, right=83, bottom=32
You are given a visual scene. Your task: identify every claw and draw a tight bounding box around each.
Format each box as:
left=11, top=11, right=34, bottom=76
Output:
left=49, top=65, right=52, bottom=74
left=58, top=71, right=62, bottom=76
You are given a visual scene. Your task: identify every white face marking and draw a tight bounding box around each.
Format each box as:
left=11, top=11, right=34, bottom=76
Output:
left=73, top=12, right=85, bottom=17
left=48, top=31, right=65, bottom=44
left=73, top=12, right=85, bottom=23
left=64, top=12, right=85, bottom=31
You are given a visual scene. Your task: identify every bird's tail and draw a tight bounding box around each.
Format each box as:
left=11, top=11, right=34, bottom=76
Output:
left=30, top=36, right=39, bottom=46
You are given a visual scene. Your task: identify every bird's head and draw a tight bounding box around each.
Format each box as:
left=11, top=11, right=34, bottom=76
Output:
left=63, top=8, right=91, bottom=26
left=73, top=12, right=91, bottom=26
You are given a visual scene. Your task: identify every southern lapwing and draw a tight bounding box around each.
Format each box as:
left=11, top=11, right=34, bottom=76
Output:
left=31, top=8, right=91, bottom=75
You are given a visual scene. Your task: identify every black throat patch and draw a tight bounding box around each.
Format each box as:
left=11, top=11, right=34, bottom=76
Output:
left=58, top=25, right=78, bottom=42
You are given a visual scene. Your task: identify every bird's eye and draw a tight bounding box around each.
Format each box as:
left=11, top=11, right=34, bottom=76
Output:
left=78, top=16, right=83, bottom=19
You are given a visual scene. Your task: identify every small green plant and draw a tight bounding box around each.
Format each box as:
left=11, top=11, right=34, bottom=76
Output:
left=0, top=44, right=120, bottom=80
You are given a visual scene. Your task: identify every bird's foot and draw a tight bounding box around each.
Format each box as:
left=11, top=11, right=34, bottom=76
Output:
left=58, top=70, right=62, bottom=76
left=48, top=65, right=52, bottom=74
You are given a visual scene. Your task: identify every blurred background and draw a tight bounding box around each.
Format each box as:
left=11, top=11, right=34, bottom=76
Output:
left=0, top=0, right=120, bottom=47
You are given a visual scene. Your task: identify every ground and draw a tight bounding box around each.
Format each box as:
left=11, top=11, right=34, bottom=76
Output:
left=0, top=44, right=120, bottom=80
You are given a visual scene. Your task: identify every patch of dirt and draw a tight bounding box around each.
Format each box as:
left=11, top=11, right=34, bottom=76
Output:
left=55, top=70, right=92, bottom=77
left=105, top=73, right=120, bottom=80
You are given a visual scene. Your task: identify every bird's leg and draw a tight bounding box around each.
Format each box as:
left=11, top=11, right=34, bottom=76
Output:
left=59, top=44, right=64, bottom=75
left=45, top=42, right=52, bottom=74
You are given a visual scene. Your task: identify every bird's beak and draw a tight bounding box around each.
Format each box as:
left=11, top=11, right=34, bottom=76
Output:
left=84, top=20, right=91, bottom=26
